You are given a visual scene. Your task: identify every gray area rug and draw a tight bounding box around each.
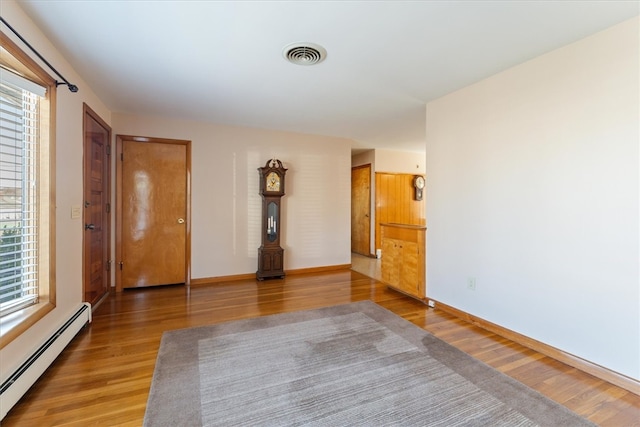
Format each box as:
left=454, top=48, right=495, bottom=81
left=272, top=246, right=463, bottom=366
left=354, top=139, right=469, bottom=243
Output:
left=144, top=301, right=594, bottom=426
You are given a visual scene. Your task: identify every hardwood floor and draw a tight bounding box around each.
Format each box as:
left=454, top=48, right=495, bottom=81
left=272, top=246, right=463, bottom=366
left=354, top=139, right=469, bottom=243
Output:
left=3, top=269, right=639, bottom=426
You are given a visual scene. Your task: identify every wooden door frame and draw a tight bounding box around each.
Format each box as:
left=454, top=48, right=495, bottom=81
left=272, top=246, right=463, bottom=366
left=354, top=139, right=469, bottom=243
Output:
left=82, top=103, right=111, bottom=304
left=115, top=135, right=192, bottom=292
left=351, top=164, right=372, bottom=256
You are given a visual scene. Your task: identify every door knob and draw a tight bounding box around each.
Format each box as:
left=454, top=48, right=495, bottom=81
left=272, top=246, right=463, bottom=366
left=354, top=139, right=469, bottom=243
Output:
left=177, top=218, right=185, bottom=224
left=85, top=223, right=95, bottom=230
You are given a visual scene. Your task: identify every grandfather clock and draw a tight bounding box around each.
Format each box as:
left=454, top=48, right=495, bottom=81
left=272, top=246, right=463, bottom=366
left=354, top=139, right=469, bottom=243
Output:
left=257, top=159, right=287, bottom=280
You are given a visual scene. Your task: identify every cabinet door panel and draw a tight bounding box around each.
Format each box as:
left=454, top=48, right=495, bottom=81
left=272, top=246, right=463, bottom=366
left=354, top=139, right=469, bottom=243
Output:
left=381, top=239, right=392, bottom=283
left=400, top=241, right=419, bottom=293
left=273, top=252, right=282, bottom=270
left=262, top=253, right=272, bottom=271
left=381, top=239, right=399, bottom=284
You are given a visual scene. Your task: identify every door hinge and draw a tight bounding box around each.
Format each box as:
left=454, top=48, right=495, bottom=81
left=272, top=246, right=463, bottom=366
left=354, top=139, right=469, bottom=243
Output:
left=119, top=261, right=124, bottom=271
left=106, top=203, right=110, bottom=213
left=106, top=144, right=111, bottom=156
left=106, top=260, right=112, bottom=272
left=120, top=152, right=123, bottom=161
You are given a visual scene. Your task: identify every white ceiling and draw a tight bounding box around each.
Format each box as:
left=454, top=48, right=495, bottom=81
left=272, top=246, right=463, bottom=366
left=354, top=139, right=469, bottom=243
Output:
left=14, top=1, right=639, bottom=153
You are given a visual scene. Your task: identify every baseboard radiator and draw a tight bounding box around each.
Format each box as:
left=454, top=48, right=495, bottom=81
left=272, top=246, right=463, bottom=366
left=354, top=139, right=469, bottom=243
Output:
left=0, top=302, right=92, bottom=420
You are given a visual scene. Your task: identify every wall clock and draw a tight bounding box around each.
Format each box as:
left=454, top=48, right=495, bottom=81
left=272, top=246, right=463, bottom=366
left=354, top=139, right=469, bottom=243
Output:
left=413, top=175, right=425, bottom=201
left=257, top=158, right=287, bottom=280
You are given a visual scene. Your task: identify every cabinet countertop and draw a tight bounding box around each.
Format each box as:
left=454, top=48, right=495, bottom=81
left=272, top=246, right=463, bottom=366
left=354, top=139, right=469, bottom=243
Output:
left=380, top=223, right=427, bottom=230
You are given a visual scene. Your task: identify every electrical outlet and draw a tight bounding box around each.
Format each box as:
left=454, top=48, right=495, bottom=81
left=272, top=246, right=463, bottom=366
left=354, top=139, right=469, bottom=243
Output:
left=467, top=277, right=476, bottom=291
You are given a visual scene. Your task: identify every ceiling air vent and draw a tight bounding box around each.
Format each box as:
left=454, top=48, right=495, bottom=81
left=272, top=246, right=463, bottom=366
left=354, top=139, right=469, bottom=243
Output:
left=283, top=43, right=327, bottom=66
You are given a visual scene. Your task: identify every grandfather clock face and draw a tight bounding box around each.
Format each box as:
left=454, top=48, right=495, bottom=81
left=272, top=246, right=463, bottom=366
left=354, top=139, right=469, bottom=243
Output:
left=266, top=172, right=280, bottom=192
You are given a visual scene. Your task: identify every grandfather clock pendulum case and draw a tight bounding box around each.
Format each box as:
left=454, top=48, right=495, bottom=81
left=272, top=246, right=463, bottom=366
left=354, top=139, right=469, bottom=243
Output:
left=257, top=159, right=287, bottom=280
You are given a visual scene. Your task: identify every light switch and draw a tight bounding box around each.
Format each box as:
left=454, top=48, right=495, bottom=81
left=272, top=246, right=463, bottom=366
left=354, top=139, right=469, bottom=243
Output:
left=71, top=205, right=82, bottom=219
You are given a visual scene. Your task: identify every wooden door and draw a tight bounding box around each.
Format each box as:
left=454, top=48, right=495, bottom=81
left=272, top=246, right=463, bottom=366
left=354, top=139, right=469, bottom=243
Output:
left=116, top=136, right=190, bottom=289
left=83, top=104, right=111, bottom=306
left=351, top=164, right=371, bottom=256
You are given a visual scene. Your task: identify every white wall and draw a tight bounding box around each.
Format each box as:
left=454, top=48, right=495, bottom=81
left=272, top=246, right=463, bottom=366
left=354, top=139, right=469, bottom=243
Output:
left=375, top=149, right=425, bottom=174
left=426, top=17, right=639, bottom=380
left=113, top=114, right=352, bottom=278
left=351, top=150, right=375, bottom=169
left=1, top=0, right=112, bottom=379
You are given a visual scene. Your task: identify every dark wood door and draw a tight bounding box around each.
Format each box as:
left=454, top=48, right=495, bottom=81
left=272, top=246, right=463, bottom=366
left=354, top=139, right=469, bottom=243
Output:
left=351, top=164, right=371, bottom=256
left=83, top=104, right=111, bottom=306
left=117, top=136, right=190, bottom=289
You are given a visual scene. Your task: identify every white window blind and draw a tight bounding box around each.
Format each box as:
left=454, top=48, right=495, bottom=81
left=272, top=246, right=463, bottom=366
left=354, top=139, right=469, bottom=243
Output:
left=0, top=68, right=45, bottom=316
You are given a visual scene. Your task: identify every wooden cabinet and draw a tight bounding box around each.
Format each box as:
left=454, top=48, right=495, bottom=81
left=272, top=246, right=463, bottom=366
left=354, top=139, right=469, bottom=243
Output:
left=380, top=223, right=426, bottom=300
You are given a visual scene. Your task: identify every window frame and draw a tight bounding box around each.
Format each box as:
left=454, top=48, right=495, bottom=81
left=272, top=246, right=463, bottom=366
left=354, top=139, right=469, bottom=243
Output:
left=0, top=31, right=57, bottom=349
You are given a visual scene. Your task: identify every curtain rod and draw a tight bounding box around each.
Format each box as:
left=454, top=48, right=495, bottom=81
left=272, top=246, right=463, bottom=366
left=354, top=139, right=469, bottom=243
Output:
left=1, top=17, right=78, bottom=93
